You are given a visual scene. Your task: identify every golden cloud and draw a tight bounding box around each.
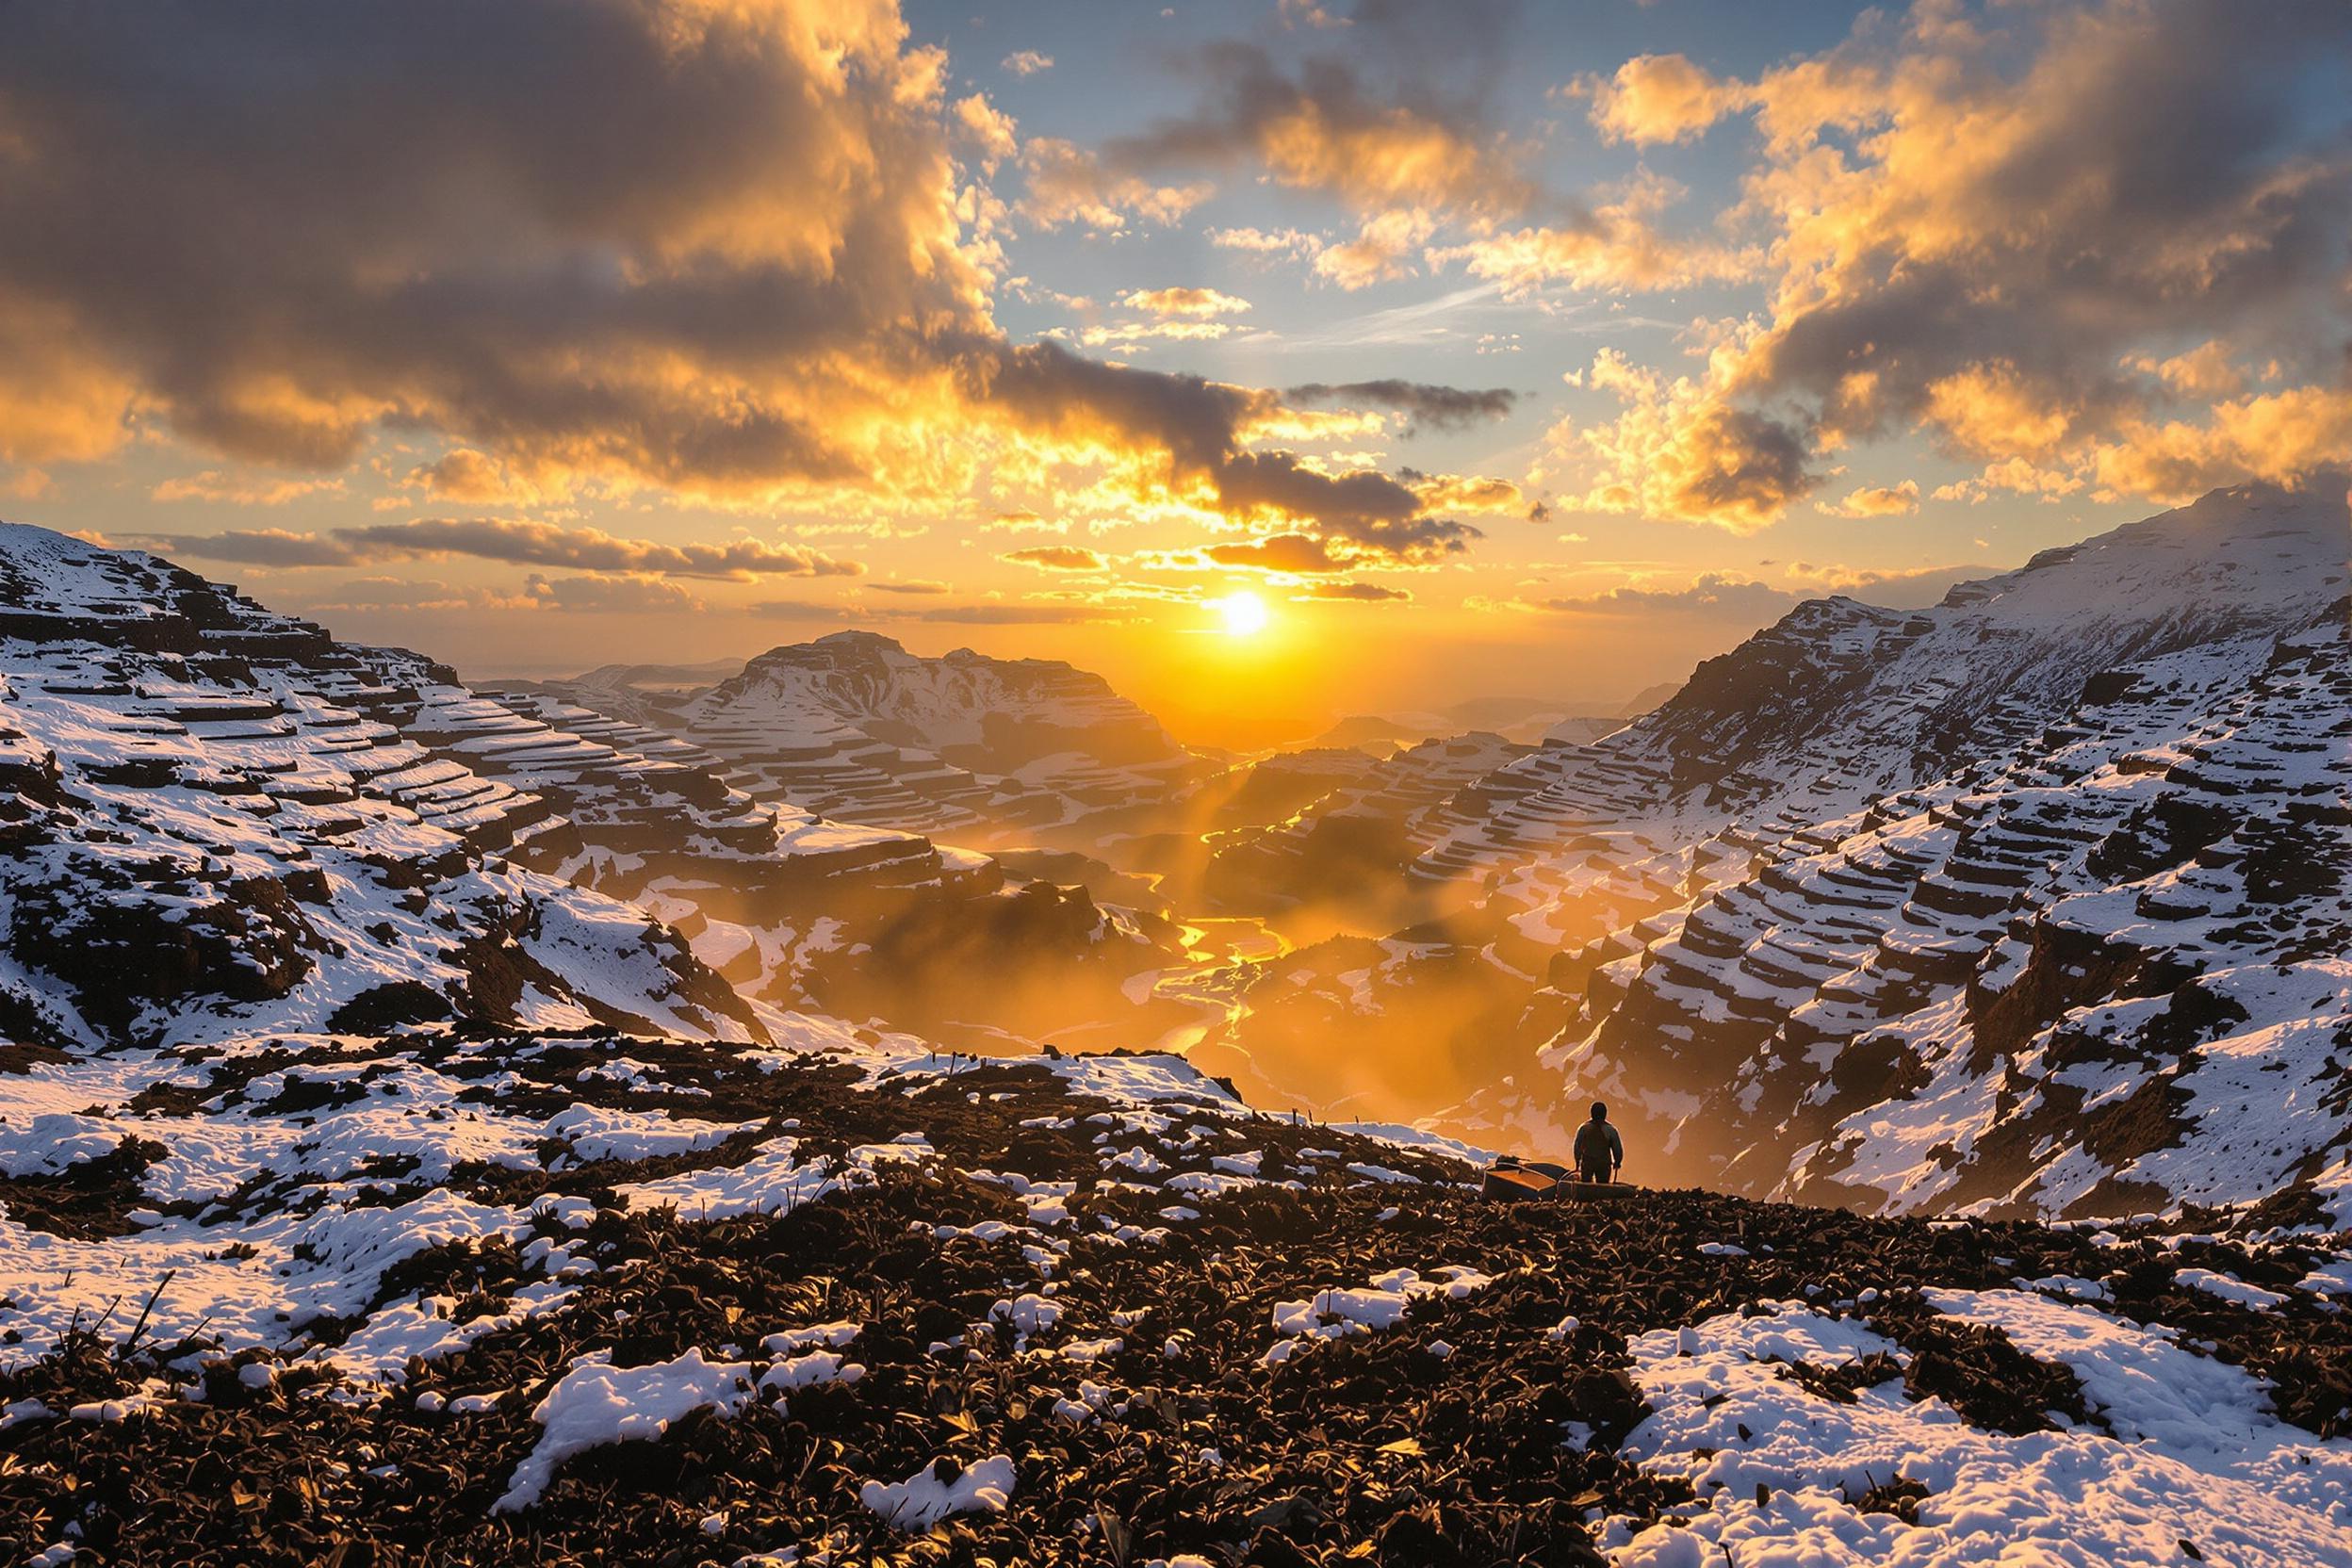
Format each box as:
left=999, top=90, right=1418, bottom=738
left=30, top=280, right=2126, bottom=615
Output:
left=1121, top=286, right=1253, bottom=319
left=0, top=0, right=1487, bottom=576
left=1019, top=139, right=1212, bottom=231
left=1002, top=545, right=1109, bottom=572
left=135, top=517, right=864, bottom=580
left=1815, top=479, right=1920, bottom=518
left=1553, top=1, right=2352, bottom=525
left=1577, top=53, right=1748, bottom=146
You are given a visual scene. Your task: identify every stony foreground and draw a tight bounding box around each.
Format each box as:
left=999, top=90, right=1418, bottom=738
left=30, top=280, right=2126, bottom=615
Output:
left=4, top=1031, right=2352, bottom=1566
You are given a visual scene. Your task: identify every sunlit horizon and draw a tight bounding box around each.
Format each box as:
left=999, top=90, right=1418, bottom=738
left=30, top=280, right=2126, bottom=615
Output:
left=4, top=0, right=2341, bottom=738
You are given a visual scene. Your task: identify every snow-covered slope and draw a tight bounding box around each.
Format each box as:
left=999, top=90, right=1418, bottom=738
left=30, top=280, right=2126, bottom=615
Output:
left=1201, top=482, right=2351, bottom=1222
left=0, top=524, right=766, bottom=1048
left=8, top=1022, right=2352, bottom=1565
left=1511, top=587, right=2352, bottom=1220
left=526, top=630, right=1206, bottom=842
left=0, top=526, right=1177, bottom=1052
left=1418, top=482, right=2348, bottom=913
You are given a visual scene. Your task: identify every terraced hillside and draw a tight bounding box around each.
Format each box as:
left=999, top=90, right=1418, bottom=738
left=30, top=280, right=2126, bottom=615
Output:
left=0, top=526, right=1181, bottom=1054
left=1199, top=482, right=2352, bottom=1225
left=522, top=631, right=1207, bottom=843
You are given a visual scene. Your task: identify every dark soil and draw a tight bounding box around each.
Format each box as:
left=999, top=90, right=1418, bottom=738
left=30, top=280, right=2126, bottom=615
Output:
left=5, top=1044, right=2350, bottom=1565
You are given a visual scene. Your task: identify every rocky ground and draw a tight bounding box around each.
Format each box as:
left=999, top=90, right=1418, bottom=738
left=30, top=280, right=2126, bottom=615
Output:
left=5, top=1030, right=2352, bottom=1566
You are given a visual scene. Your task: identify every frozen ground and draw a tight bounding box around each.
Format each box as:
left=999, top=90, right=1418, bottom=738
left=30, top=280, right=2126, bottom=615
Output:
left=6, top=1025, right=2351, bottom=1565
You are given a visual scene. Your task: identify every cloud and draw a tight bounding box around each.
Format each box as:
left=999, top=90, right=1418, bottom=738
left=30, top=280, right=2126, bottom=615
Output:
left=1001, top=50, right=1054, bottom=76
left=1211, top=227, right=1326, bottom=261
left=1552, top=1, right=2352, bottom=524
left=1070, top=320, right=1242, bottom=350
left=1430, top=170, right=1754, bottom=295
left=151, top=471, right=345, bottom=506
left=2090, top=388, right=2352, bottom=503
left=0, top=0, right=991, bottom=489
left=966, top=339, right=1481, bottom=561
left=865, top=579, right=951, bottom=596
left=1930, top=456, right=2085, bottom=504
left=132, top=517, right=864, bottom=580
left=292, top=572, right=697, bottom=613
left=1544, top=350, right=1818, bottom=533
left=1526, top=573, right=1800, bottom=618
left=2122, top=340, right=2246, bottom=400
left=0, top=0, right=1471, bottom=570
left=1285, top=380, right=1518, bottom=433
left=983, top=509, right=1062, bottom=534
left=399, top=449, right=533, bottom=506
left=1122, top=286, right=1252, bottom=319
left=1002, top=545, right=1108, bottom=571
left=1399, top=470, right=1529, bottom=514
left=1092, top=0, right=1544, bottom=230
left=1311, top=207, right=1437, bottom=289
left=750, top=598, right=1124, bottom=626
left=1019, top=139, right=1212, bottom=232
left=519, top=573, right=703, bottom=613
left=952, top=93, right=1019, bottom=171
left=1296, top=580, right=1410, bottom=602
left=1201, top=533, right=1348, bottom=574
left=1816, top=480, right=1920, bottom=518
left=133, top=527, right=367, bottom=568
left=906, top=602, right=1130, bottom=625
left=1576, top=53, right=1748, bottom=145
left=295, top=577, right=509, bottom=614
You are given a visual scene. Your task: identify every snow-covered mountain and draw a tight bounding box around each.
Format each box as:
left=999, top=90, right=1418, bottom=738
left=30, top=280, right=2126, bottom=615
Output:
left=1511, top=580, right=2351, bottom=1220
left=520, top=630, right=1206, bottom=842
left=0, top=526, right=1178, bottom=1053
left=1208, top=482, right=2352, bottom=1220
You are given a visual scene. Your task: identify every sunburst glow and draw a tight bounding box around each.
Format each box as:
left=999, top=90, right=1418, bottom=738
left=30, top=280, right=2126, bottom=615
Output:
left=1213, top=590, right=1270, bottom=638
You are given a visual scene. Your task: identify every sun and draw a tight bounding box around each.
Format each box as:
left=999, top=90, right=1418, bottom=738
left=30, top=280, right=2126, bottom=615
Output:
left=1213, top=590, right=1270, bottom=638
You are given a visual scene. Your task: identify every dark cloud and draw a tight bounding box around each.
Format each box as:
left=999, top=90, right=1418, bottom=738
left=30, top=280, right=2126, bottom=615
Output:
left=1573, top=0, right=2352, bottom=520
left=1298, top=580, right=1410, bottom=602
left=133, top=528, right=358, bottom=568
left=1094, top=1, right=1546, bottom=222
left=1669, top=408, right=1820, bottom=526
left=967, top=340, right=1479, bottom=560
left=0, top=0, right=982, bottom=484
left=0, top=0, right=1476, bottom=568
left=1203, top=534, right=1348, bottom=574
left=131, top=519, right=862, bottom=580
left=1286, top=381, right=1519, bottom=433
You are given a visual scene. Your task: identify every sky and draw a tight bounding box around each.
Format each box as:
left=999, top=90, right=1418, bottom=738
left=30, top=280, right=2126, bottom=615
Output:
left=1, top=0, right=2347, bottom=745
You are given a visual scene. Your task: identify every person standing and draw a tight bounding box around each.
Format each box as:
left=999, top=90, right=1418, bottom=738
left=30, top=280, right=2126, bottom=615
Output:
left=1573, top=1102, right=1624, bottom=1184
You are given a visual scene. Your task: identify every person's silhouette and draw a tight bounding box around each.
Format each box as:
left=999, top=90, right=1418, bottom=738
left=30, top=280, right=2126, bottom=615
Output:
left=1573, top=1102, right=1623, bottom=1184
